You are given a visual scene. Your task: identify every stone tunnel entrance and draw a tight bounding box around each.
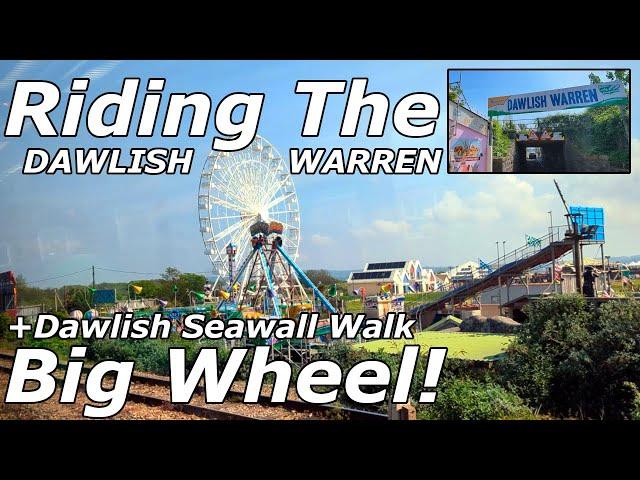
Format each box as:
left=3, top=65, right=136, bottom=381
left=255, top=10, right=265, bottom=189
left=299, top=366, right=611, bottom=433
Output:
left=514, top=139, right=566, bottom=172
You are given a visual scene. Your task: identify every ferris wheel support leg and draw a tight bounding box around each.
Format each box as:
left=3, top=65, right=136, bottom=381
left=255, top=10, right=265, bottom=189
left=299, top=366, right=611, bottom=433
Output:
left=276, top=245, right=337, bottom=314
left=258, top=247, right=282, bottom=318
left=227, top=248, right=258, bottom=293
left=211, top=275, right=221, bottom=294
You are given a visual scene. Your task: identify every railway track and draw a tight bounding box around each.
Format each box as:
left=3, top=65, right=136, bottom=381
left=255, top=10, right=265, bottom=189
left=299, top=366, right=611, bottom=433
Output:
left=0, top=350, right=386, bottom=421
left=0, top=358, right=255, bottom=420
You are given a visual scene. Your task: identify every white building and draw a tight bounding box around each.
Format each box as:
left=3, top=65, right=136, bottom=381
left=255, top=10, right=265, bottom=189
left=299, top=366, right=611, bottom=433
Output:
left=449, top=261, right=483, bottom=283
left=347, top=260, right=437, bottom=295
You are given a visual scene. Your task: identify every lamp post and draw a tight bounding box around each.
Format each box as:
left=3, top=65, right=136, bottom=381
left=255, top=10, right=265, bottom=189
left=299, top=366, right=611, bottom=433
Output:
left=496, top=241, right=502, bottom=315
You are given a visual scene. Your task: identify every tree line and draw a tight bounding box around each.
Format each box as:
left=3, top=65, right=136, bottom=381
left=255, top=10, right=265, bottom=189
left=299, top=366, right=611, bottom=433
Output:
left=13, top=267, right=206, bottom=313
left=12, top=268, right=347, bottom=314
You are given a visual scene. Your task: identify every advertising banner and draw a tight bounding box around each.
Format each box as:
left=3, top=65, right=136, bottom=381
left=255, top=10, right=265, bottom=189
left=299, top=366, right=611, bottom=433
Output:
left=448, top=101, right=489, bottom=172
left=93, top=289, right=116, bottom=304
left=488, top=81, right=628, bottom=117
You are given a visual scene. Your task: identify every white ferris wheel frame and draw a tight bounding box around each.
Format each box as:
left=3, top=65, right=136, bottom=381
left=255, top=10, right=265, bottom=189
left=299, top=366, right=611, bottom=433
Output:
left=198, top=135, right=301, bottom=281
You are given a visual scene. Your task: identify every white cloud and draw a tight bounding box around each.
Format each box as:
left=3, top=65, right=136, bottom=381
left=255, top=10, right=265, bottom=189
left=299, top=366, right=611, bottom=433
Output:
left=414, top=141, right=640, bottom=263
left=372, top=219, right=411, bottom=234
left=311, top=234, right=333, bottom=246
left=424, top=176, right=551, bottom=227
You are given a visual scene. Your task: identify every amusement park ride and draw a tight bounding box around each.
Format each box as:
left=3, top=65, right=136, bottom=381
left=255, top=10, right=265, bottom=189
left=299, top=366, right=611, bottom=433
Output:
left=198, top=135, right=337, bottom=360
left=216, top=219, right=336, bottom=321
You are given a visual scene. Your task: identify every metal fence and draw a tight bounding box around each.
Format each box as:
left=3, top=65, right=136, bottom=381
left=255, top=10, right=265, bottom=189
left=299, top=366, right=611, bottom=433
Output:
left=16, top=304, right=45, bottom=323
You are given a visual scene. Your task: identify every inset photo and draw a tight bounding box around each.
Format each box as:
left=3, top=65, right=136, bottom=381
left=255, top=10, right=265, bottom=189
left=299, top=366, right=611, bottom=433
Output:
left=448, top=69, right=630, bottom=173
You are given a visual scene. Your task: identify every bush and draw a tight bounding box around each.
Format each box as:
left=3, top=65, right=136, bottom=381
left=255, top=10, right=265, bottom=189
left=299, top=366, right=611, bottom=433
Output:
left=23, top=335, right=86, bottom=359
left=317, top=343, right=516, bottom=417
left=417, top=378, right=535, bottom=420
left=88, top=336, right=229, bottom=376
left=497, top=295, right=640, bottom=419
left=0, top=312, right=10, bottom=339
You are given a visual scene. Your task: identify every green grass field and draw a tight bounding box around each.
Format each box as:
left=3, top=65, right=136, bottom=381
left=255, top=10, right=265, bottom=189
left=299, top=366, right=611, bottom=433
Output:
left=354, top=331, right=514, bottom=361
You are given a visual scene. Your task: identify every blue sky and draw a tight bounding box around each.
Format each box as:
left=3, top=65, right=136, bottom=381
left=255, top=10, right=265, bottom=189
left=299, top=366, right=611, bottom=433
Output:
left=0, top=60, right=637, bottom=287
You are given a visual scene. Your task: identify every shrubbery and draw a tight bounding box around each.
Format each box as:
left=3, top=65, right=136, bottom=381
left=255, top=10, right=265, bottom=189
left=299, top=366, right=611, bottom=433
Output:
left=417, top=378, right=535, bottom=420
left=23, top=335, right=85, bottom=359
left=0, top=312, right=10, bottom=339
left=498, top=295, right=640, bottom=419
left=315, top=343, right=523, bottom=417
left=88, top=336, right=228, bottom=376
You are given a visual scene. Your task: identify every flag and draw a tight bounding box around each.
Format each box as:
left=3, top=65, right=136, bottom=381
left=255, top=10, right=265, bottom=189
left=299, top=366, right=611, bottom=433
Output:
left=131, top=285, right=143, bottom=295
left=192, top=291, right=205, bottom=301
left=218, top=290, right=230, bottom=300
left=172, top=285, right=178, bottom=293
left=479, top=259, right=493, bottom=273
left=353, top=289, right=359, bottom=296
left=247, top=282, right=257, bottom=293
left=553, top=264, right=562, bottom=281
left=328, top=284, right=337, bottom=297
left=380, top=283, right=392, bottom=293
left=232, top=282, right=240, bottom=291
left=526, top=235, right=542, bottom=248
left=157, top=299, right=168, bottom=308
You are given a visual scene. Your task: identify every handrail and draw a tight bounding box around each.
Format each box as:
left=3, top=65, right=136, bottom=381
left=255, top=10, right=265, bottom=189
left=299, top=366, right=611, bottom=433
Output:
left=411, top=227, right=569, bottom=313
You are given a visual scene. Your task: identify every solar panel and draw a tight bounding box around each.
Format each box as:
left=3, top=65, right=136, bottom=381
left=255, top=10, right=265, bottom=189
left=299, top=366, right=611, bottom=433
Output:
left=352, top=271, right=393, bottom=280
left=366, top=262, right=406, bottom=270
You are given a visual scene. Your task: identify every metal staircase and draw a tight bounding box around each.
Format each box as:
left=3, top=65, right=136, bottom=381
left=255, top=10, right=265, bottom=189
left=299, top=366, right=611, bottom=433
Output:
left=410, top=227, right=573, bottom=317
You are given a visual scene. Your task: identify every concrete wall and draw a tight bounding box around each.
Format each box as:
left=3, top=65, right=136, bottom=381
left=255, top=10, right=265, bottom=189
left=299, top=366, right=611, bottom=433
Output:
left=480, top=304, right=501, bottom=317
left=479, top=284, right=555, bottom=304
left=479, top=275, right=606, bottom=305
left=492, top=142, right=515, bottom=172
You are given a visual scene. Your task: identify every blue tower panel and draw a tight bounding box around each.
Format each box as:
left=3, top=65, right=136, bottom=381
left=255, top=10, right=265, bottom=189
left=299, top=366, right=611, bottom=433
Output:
left=569, top=206, right=605, bottom=242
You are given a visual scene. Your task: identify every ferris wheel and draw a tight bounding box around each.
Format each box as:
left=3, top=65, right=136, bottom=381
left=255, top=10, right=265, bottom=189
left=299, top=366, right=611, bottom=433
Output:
left=199, top=135, right=301, bottom=283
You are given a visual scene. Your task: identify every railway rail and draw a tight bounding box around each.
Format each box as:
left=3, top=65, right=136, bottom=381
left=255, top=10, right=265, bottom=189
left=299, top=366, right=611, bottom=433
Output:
left=0, top=350, right=386, bottom=421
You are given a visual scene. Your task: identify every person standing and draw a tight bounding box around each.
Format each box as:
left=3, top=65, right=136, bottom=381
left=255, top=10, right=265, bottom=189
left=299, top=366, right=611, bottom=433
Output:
left=583, top=266, right=599, bottom=297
